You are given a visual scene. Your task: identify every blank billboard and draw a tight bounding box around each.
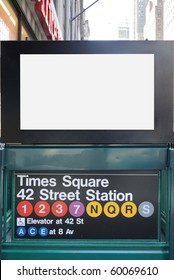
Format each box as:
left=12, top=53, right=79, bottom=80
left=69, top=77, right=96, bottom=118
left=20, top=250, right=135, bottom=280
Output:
left=20, top=54, right=154, bottom=130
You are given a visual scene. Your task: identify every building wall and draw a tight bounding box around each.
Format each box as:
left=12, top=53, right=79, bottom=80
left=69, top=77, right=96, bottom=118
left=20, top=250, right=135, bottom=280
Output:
left=144, top=0, right=163, bottom=40
left=164, top=0, right=174, bottom=39
left=135, top=0, right=148, bottom=40
left=144, top=0, right=156, bottom=39
left=0, top=0, right=86, bottom=41
left=156, top=0, right=163, bottom=39
left=0, top=0, right=45, bottom=40
left=118, top=20, right=130, bottom=40
left=134, top=0, right=137, bottom=39
left=16, top=0, right=47, bottom=40
left=69, top=0, right=85, bottom=40
left=57, top=0, right=66, bottom=39
left=56, top=0, right=86, bottom=40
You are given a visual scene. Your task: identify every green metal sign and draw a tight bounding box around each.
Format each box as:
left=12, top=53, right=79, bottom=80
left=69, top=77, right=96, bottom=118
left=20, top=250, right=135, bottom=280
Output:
left=14, top=171, right=159, bottom=240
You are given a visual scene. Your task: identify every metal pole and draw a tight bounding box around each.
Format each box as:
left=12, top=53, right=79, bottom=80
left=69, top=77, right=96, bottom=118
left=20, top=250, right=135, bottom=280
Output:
left=71, top=0, right=100, bottom=21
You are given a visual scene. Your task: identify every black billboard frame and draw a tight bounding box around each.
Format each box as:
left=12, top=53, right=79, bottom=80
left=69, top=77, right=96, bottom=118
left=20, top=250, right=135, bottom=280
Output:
left=1, top=40, right=174, bottom=144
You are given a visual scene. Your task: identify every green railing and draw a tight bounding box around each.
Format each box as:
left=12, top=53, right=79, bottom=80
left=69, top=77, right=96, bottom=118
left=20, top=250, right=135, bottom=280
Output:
left=1, top=144, right=173, bottom=260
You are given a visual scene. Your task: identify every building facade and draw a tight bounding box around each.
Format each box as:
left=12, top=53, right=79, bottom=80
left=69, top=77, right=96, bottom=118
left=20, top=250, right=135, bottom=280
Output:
left=118, top=20, right=130, bottom=40
left=56, top=0, right=87, bottom=40
left=0, top=0, right=87, bottom=41
left=144, top=0, right=163, bottom=40
left=144, top=0, right=156, bottom=39
left=134, top=0, right=148, bottom=40
left=0, top=0, right=45, bottom=40
left=164, top=0, right=174, bottom=39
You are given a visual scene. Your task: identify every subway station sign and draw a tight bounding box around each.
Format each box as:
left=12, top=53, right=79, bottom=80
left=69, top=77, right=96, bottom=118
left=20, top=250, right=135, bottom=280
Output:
left=14, top=171, right=159, bottom=239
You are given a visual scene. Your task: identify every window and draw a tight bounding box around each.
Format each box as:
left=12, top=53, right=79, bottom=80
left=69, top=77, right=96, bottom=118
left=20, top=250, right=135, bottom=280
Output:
left=0, top=0, right=18, bottom=40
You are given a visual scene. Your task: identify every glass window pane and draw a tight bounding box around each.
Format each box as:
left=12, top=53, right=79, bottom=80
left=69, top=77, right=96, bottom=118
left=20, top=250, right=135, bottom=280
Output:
left=0, top=0, right=18, bottom=40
